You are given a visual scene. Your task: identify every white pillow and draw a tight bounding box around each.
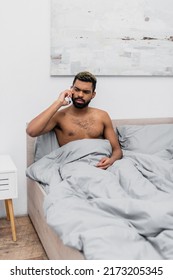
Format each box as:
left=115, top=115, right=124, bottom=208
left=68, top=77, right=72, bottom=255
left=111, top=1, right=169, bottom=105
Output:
left=116, top=124, right=173, bottom=154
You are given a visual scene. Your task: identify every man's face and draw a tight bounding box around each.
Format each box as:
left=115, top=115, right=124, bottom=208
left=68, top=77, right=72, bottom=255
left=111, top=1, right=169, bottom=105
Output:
left=71, top=80, right=96, bottom=109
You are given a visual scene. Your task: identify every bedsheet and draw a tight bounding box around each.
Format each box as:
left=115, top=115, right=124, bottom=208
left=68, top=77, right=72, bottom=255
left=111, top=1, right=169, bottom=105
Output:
left=26, top=139, right=173, bottom=259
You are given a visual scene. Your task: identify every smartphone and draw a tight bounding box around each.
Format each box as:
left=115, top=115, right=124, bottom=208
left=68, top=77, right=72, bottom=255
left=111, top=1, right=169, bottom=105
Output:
left=65, top=96, right=71, bottom=104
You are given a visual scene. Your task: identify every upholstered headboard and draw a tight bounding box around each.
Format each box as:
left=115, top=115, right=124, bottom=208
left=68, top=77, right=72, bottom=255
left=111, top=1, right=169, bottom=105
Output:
left=111, top=117, right=173, bottom=130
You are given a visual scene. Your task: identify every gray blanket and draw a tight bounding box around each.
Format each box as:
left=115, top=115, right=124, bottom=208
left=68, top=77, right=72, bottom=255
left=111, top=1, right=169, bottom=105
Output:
left=26, top=139, right=173, bottom=259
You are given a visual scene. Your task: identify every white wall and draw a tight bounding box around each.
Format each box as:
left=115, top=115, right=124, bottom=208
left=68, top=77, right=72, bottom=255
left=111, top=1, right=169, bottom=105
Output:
left=0, top=0, right=172, bottom=217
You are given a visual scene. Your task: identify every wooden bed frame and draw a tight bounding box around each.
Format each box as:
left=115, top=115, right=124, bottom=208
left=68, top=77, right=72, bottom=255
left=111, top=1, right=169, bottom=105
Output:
left=27, top=117, right=173, bottom=259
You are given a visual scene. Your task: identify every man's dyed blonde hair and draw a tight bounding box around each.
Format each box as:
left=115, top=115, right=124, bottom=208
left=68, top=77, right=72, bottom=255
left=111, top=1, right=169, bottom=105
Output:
left=72, top=71, right=97, bottom=92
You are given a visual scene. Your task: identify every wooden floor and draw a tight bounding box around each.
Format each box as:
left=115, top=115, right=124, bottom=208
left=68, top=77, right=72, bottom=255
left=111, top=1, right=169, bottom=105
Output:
left=0, top=215, right=48, bottom=260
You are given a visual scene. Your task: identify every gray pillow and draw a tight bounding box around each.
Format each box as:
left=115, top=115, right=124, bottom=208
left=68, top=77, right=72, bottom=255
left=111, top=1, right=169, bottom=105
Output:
left=34, top=130, right=59, bottom=161
left=116, top=124, right=173, bottom=154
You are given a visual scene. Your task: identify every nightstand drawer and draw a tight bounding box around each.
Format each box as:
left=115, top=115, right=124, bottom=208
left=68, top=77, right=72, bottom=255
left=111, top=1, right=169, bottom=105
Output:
left=0, top=176, right=10, bottom=191
left=0, top=172, right=17, bottom=199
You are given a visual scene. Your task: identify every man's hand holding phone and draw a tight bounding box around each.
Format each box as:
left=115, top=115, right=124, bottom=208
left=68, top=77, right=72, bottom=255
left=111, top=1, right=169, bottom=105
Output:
left=58, top=89, right=72, bottom=106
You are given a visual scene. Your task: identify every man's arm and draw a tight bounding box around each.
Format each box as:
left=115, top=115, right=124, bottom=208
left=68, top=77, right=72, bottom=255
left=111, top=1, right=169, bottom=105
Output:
left=97, top=112, right=122, bottom=169
left=26, top=90, right=72, bottom=137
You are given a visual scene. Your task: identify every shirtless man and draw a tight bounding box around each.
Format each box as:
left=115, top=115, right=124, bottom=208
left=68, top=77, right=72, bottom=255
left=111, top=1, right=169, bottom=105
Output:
left=26, top=71, right=122, bottom=169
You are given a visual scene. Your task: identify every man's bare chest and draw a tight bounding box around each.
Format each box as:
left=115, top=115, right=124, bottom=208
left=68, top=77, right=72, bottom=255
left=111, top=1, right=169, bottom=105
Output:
left=59, top=116, right=104, bottom=138
left=72, top=117, right=94, bottom=130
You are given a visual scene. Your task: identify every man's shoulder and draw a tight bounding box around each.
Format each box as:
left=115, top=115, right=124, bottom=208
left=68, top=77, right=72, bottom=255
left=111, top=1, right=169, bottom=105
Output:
left=56, top=107, right=69, bottom=116
left=91, top=107, right=110, bottom=117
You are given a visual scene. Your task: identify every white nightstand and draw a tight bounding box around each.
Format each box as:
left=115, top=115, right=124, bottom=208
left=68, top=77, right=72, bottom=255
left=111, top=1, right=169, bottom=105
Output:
left=0, top=155, right=17, bottom=241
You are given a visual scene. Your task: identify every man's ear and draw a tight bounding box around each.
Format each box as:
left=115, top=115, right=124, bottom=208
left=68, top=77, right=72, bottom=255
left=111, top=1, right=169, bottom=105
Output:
left=91, top=91, right=96, bottom=99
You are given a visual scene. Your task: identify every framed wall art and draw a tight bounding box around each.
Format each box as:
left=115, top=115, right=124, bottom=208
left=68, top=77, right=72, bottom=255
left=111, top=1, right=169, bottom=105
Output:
left=51, top=0, right=173, bottom=76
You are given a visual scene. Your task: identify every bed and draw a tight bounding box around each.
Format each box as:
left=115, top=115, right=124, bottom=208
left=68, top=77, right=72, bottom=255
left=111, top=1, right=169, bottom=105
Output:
left=26, top=117, right=173, bottom=260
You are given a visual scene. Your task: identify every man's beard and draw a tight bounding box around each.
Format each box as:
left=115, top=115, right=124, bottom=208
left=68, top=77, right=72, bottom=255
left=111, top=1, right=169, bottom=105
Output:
left=72, top=97, right=91, bottom=109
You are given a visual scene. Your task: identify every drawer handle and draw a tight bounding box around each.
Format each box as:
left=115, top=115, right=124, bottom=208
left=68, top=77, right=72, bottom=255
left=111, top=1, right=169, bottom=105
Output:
left=0, top=178, right=9, bottom=181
